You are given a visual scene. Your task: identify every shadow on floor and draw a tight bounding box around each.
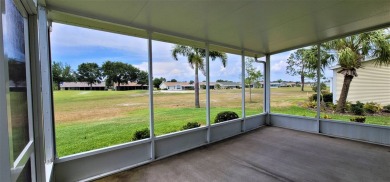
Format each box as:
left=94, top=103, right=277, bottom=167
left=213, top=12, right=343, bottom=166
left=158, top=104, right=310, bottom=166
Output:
left=96, top=127, right=390, bottom=182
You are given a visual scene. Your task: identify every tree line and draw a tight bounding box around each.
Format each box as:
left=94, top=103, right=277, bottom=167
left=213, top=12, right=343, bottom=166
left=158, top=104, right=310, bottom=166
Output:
left=52, top=61, right=148, bottom=90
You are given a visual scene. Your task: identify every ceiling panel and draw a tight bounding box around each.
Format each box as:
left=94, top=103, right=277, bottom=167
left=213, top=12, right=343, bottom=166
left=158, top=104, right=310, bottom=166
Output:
left=45, top=0, right=390, bottom=55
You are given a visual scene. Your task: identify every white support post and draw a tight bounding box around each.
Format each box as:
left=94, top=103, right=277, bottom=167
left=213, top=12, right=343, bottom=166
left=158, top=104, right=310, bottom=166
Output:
left=316, top=44, right=321, bottom=133
left=147, top=32, right=155, bottom=160
left=265, top=54, right=271, bottom=125
left=241, top=51, right=246, bottom=132
left=205, top=43, right=211, bottom=143
left=0, top=0, right=12, bottom=180
left=38, top=6, right=55, bottom=165
left=29, top=13, right=46, bottom=182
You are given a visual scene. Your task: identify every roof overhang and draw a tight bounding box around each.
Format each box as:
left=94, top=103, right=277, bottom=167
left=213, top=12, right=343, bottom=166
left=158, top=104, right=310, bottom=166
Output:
left=45, top=0, right=390, bottom=57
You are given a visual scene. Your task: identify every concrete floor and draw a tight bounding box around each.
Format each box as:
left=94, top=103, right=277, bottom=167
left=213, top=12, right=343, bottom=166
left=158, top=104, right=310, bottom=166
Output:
left=97, top=127, right=390, bottom=182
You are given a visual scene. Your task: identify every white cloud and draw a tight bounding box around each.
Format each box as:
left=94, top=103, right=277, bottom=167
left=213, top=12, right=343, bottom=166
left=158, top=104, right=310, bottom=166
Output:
left=271, top=60, right=288, bottom=72
left=52, top=23, right=180, bottom=59
left=51, top=23, right=250, bottom=82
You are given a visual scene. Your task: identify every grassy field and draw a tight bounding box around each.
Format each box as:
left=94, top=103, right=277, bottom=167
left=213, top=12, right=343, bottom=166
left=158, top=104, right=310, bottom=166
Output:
left=54, top=89, right=262, bottom=156
left=54, top=87, right=389, bottom=157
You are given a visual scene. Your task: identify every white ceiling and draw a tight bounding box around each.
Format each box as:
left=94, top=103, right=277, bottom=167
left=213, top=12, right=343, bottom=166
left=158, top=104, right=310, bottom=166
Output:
left=45, top=0, right=390, bottom=56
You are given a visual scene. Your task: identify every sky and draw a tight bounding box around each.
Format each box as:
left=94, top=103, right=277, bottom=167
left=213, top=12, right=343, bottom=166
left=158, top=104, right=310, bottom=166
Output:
left=50, top=23, right=334, bottom=83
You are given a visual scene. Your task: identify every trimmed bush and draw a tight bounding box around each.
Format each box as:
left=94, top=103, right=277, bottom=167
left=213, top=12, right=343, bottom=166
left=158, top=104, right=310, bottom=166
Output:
left=132, top=128, right=150, bottom=141
left=323, top=93, right=333, bottom=103
left=182, top=122, right=201, bottom=130
left=351, top=101, right=364, bottom=115
left=214, top=111, right=239, bottom=123
left=309, top=94, right=317, bottom=102
left=309, top=93, right=333, bottom=103
left=383, top=104, right=390, bottom=113
left=363, top=102, right=381, bottom=114
left=350, top=116, right=366, bottom=123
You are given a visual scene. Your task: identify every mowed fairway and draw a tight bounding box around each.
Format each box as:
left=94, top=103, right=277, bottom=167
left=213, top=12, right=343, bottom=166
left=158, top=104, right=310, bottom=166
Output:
left=54, top=87, right=389, bottom=157
left=54, top=89, right=263, bottom=157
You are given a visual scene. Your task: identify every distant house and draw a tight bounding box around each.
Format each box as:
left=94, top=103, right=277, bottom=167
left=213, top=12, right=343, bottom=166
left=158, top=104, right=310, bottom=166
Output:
left=270, top=82, right=281, bottom=88
left=255, top=81, right=264, bottom=88
left=199, top=82, right=216, bottom=89
left=215, top=82, right=241, bottom=89
left=115, top=82, right=148, bottom=91
left=60, top=81, right=148, bottom=91
left=331, top=59, right=390, bottom=105
left=60, top=82, right=105, bottom=90
left=160, top=82, right=194, bottom=90
left=280, top=82, right=297, bottom=87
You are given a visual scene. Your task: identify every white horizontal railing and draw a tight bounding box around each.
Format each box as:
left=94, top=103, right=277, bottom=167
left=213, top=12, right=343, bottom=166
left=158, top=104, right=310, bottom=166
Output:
left=54, top=114, right=267, bottom=181
left=270, top=113, right=390, bottom=146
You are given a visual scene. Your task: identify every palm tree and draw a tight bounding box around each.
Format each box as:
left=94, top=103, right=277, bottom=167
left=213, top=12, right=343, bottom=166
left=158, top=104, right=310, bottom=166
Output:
left=172, top=45, right=227, bottom=108
left=325, top=29, right=390, bottom=113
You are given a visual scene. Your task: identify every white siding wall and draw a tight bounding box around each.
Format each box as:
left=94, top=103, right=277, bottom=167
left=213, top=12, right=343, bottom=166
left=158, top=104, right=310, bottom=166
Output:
left=160, top=83, right=168, bottom=89
left=334, top=61, right=390, bottom=105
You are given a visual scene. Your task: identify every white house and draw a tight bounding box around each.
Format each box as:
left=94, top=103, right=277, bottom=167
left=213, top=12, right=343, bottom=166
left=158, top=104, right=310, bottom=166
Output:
left=160, top=82, right=194, bottom=90
left=331, top=59, right=390, bottom=105
left=270, top=82, right=281, bottom=88
left=215, top=82, right=241, bottom=89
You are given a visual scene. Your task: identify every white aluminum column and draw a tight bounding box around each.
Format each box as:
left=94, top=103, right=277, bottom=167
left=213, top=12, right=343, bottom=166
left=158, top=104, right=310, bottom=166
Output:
left=265, top=54, right=271, bottom=125
left=316, top=44, right=321, bottom=132
left=205, top=43, right=211, bottom=142
left=241, top=51, right=246, bottom=132
left=147, top=32, right=155, bottom=160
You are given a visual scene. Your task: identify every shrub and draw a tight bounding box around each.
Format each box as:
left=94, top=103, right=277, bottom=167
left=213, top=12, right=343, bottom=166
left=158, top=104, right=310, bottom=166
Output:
left=322, top=90, right=330, bottom=95
left=363, top=102, right=381, bottom=114
left=311, top=82, right=327, bottom=93
left=182, top=122, right=201, bottom=130
left=303, top=101, right=317, bottom=109
left=132, top=128, right=150, bottom=141
left=214, top=111, right=239, bottom=123
left=309, top=94, right=317, bottom=102
left=323, top=115, right=332, bottom=119
left=335, top=101, right=352, bottom=111
left=383, top=104, right=390, bottom=113
left=310, top=93, right=333, bottom=103
left=322, top=93, right=333, bottom=103
left=351, top=101, right=364, bottom=115
left=350, top=116, right=366, bottom=123
left=325, top=102, right=333, bottom=108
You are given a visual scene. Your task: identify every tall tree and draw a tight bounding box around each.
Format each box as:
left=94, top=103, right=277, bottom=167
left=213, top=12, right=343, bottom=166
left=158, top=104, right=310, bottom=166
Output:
left=102, top=61, right=138, bottom=88
left=77, top=63, right=102, bottom=89
left=52, top=61, right=76, bottom=90
left=153, top=77, right=166, bottom=88
left=286, top=46, right=332, bottom=91
left=172, top=45, right=227, bottom=108
left=245, top=58, right=263, bottom=103
left=324, top=30, right=390, bottom=113
left=136, top=70, right=149, bottom=86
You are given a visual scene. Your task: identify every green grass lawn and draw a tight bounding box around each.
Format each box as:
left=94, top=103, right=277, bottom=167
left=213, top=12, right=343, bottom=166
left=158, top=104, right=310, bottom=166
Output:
left=54, top=88, right=389, bottom=157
